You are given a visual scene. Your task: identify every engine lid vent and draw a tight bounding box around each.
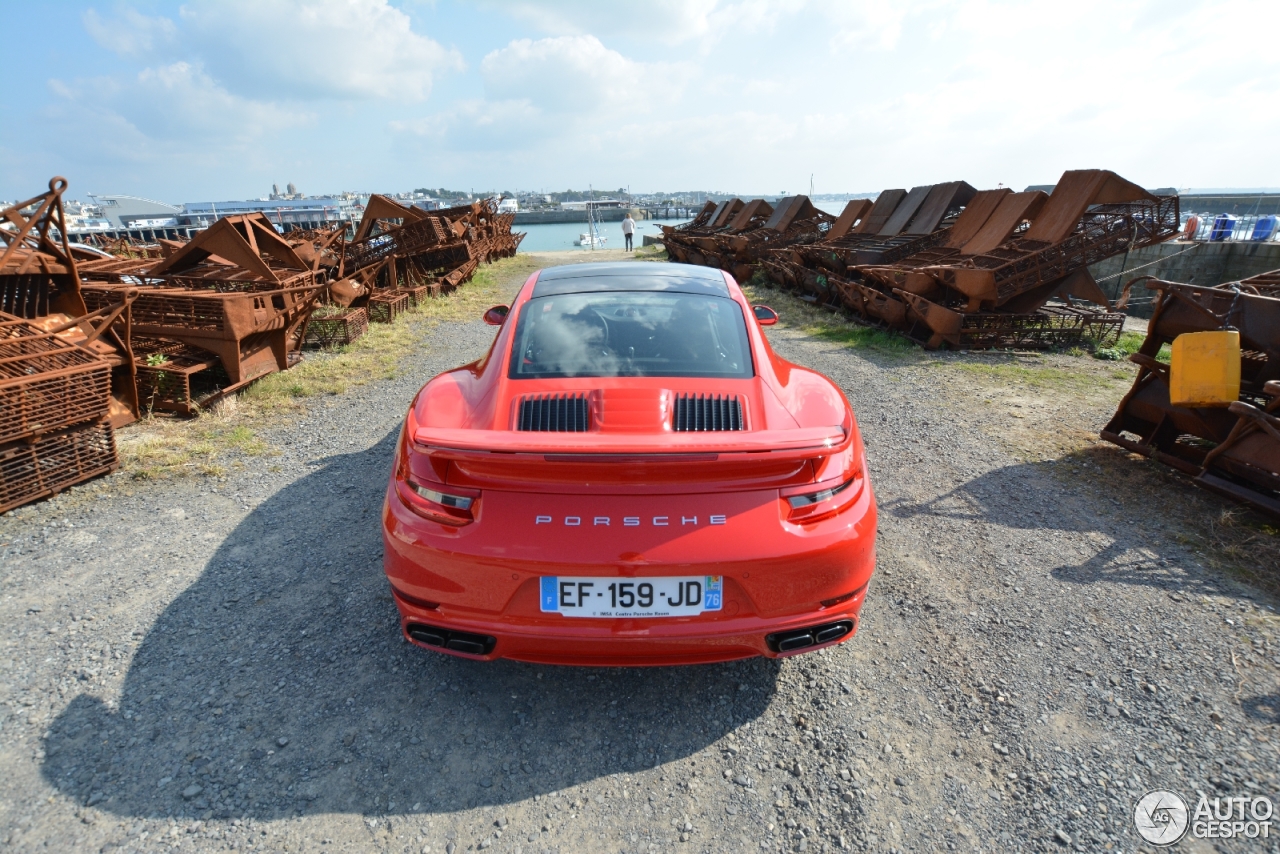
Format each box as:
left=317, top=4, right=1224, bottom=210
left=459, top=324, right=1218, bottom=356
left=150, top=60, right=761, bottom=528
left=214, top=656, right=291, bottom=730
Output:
left=673, top=394, right=745, bottom=432
left=518, top=393, right=591, bottom=432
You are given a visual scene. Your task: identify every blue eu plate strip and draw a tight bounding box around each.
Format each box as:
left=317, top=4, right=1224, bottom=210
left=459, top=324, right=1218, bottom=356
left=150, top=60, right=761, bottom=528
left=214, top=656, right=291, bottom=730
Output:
left=704, top=576, right=722, bottom=611
left=540, top=577, right=559, bottom=612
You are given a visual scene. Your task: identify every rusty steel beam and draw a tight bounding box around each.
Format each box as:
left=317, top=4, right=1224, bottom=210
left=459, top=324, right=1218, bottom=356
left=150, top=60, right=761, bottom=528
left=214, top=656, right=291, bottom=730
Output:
left=1102, top=276, right=1280, bottom=519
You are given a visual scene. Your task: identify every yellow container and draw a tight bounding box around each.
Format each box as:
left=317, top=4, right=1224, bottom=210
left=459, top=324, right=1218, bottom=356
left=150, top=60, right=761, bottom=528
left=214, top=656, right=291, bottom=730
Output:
left=1169, top=330, right=1241, bottom=407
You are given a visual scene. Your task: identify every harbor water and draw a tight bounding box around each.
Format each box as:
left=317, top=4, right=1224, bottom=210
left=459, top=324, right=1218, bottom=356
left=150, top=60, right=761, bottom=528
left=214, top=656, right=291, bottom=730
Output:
left=517, top=217, right=690, bottom=253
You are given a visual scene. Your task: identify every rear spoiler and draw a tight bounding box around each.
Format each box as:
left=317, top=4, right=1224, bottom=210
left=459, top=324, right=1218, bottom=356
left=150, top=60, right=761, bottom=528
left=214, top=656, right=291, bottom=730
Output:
left=411, top=425, right=850, bottom=461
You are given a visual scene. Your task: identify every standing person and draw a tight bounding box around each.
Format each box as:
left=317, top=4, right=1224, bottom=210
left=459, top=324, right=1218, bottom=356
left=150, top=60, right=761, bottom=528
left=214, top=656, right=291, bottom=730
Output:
left=621, top=213, right=636, bottom=251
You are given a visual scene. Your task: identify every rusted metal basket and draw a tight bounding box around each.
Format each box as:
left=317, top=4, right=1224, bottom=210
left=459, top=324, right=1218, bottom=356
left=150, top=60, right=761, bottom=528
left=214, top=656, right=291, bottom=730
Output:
left=304, top=307, right=369, bottom=348
left=0, top=313, right=111, bottom=444
left=392, top=285, right=431, bottom=308
left=367, top=291, right=409, bottom=324
left=0, top=419, right=118, bottom=514
left=441, top=258, right=480, bottom=292
left=133, top=339, right=231, bottom=415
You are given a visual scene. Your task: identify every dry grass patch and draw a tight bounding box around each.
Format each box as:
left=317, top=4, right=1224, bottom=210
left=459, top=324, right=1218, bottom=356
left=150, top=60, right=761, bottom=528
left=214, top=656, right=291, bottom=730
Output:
left=948, top=357, right=1130, bottom=394
left=117, top=413, right=269, bottom=480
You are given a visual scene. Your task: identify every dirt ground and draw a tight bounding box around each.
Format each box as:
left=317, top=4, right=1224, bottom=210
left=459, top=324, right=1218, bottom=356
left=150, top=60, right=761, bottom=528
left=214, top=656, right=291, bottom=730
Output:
left=1, top=253, right=1277, bottom=854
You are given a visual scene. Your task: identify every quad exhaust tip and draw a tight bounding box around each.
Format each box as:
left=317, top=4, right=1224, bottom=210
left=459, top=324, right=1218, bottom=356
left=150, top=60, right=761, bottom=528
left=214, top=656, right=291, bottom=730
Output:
left=766, top=620, right=854, bottom=653
left=407, top=623, right=497, bottom=656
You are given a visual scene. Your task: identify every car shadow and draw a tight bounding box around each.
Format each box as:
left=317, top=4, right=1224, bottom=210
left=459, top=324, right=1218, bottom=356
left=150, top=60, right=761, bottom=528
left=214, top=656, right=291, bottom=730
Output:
left=1241, top=693, right=1280, bottom=724
left=41, top=429, right=780, bottom=821
left=881, top=452, right=1234, bottom=598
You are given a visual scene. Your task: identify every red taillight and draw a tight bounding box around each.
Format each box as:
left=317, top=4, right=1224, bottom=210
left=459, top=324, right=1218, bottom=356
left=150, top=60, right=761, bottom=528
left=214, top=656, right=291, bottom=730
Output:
left=780, top=474, right=862, bottom=524
left=395, top=428, right=479, bottom=526
left=395, top=475, right=479, bottom=526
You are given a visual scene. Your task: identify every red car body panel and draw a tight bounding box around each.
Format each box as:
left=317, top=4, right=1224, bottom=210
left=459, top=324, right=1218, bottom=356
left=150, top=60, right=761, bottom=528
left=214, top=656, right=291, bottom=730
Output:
left=382, top=263, right=877, bottom=665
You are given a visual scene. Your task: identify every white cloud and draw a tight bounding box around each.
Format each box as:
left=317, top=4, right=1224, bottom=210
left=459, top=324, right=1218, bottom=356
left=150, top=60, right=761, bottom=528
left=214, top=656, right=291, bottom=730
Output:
left=61, top=64, right=306, bottom=147
left=486, top=1, right=721, bottom=46
left=83, top=7, right=177, bottom=57
left=826, top=3, right=914, bottom=51
left=127, top=62, right=313, bottom=138
left=12, top=0, right=1280, bottom=200
left=481, top=35, right=645, bottom=112
left=84, top=0, right=463, bottom=103
left=392, top=98, right=544, bottom=150
left=177, top=0, right=463, bottom=101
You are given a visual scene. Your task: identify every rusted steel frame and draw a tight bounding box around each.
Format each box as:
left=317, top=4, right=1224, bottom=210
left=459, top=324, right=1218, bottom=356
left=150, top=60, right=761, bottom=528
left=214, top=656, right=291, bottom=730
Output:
left=724, top=199, right=775, bottom=235
left=155, top=269, right=319, bottom=294
left=0, top=419, right=117, bottom=514
left=286, top=224, right=346, bottom=274
left=393, top=242, right=474, bottom=284
left=345, top=216, right=455, bottom=273
left=925, top=197, right=1178, bottom=308
left=1101, top=281, right=1280, bottom=515
left=812, top=227, right=953, bottom=268
left=304, top=308, right=369, bottom=349
left=0, top=312, right=113, bottom=443
left=81, top=278, right=323, bottom=385
left=677, top=201, right=719, bottom=230
left=352, top=195, right=434, bottom=243
left=1201, top=387, right=1280, bottom=472
left=149, top=213, right=309, bottom=282
left=83, top=278, right=320, bottom=333
left=132, top=339, right=224, bottom=416
left=893, top=290, right=1124, bottom=349
left=727, top=213, right=837, bottom=267
left=78, top=257, right=161, bottom=282
left=442, top=258, right=480, bottom=290
left=1234, top=268, right=1280, bottom=297
left=367, top=291, right=409, bottom=323
left=0, top=178, right=78, bottom=277
left=1135, top=280, right=1280, bottom=381
left=1, top=183, right=88, bottom=320
left=757, top=258, right=805, bottom=292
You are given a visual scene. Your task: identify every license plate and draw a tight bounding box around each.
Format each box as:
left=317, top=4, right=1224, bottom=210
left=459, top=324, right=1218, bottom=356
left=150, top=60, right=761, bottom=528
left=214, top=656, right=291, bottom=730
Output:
left=540, top=576, right=722, bottom=618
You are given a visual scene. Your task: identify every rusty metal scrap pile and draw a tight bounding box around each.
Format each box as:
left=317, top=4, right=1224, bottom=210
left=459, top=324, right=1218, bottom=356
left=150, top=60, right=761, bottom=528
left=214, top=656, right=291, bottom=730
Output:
left=1102, top=271, right=1280, bottom=521
left=0, top=177, right=524, bottom=513
left=664, top=170, right=1180, bottom=351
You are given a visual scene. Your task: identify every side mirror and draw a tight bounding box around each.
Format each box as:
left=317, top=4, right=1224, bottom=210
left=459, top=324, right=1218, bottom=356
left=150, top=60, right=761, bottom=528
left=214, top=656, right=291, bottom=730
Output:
left=483, top=305, right=510, bottom=326
left=752, top=304, right=778, bottom=326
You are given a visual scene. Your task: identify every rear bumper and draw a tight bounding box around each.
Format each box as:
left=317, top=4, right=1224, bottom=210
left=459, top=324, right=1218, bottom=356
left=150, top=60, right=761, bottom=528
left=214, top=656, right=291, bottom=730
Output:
left=381, top=477, right=877, bottom=666
left=389, top=585, right=869, bottom=665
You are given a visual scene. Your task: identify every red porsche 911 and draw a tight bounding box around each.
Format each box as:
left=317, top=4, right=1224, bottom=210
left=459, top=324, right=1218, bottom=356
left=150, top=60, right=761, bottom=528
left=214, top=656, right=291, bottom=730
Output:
left=382, top=262, right=876, bottom=665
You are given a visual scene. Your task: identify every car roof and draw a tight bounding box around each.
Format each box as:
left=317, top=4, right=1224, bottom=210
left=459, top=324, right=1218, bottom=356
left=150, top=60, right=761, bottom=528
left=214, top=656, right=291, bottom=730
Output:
left=531, top=262, right=731, bottom=298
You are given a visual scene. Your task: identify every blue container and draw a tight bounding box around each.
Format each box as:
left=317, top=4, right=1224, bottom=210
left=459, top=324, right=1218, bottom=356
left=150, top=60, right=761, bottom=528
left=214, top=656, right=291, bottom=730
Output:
left=1209, top=215, right=1236, bottom=241
left=1251, top=215, right=1278, bottom=241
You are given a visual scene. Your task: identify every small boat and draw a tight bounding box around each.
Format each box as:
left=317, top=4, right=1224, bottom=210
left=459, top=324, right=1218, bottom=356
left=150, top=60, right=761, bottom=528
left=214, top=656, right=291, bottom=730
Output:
left=574, top=231, right=607, bottom=248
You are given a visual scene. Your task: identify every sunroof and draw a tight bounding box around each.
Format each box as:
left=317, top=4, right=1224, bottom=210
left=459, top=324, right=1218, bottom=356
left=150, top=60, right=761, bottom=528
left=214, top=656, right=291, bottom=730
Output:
left=531, top=262, right=730, bottom=298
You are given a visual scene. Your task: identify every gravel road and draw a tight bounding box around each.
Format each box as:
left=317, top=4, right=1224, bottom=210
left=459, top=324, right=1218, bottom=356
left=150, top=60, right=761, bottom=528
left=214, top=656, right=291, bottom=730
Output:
left=1, top=255, right=1278, bottom=854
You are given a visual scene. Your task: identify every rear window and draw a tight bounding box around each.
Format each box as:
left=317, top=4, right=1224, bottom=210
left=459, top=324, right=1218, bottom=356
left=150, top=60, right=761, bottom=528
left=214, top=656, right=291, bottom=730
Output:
left=509, top=292, right=753, bottom=379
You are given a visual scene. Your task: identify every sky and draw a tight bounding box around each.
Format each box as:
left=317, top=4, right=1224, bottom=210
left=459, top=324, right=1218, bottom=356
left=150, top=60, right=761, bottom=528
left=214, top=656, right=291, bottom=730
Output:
left=2, top=0, right=1278, bottom=204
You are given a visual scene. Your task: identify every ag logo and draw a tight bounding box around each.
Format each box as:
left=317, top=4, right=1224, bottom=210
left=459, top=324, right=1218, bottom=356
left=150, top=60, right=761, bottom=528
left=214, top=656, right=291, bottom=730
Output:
left=1134, top=790, right=1190, bottom=846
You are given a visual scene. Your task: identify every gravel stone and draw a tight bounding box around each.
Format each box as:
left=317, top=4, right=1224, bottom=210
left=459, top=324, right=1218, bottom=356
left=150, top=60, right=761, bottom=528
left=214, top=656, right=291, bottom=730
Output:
left=0, top=255, right=1276, bottom=853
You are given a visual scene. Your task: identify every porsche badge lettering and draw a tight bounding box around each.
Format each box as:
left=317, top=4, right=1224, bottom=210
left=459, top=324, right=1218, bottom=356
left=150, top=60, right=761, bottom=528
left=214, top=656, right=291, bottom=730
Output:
left=535, top=515, right=727, bottom=526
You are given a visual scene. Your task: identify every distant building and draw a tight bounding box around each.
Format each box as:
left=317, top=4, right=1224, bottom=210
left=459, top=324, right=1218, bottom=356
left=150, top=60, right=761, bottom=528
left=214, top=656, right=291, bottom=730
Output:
left=561, top=199, right=625, bottom=211
left=497, top=198, right=518, bottom=213
left=63, top=200, right=114, bottom=232
left=180, top=197, right=358, bottom=227
left=88, top=194, right=184, bottom=228
left=268, top=182, right=305, bottom=201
